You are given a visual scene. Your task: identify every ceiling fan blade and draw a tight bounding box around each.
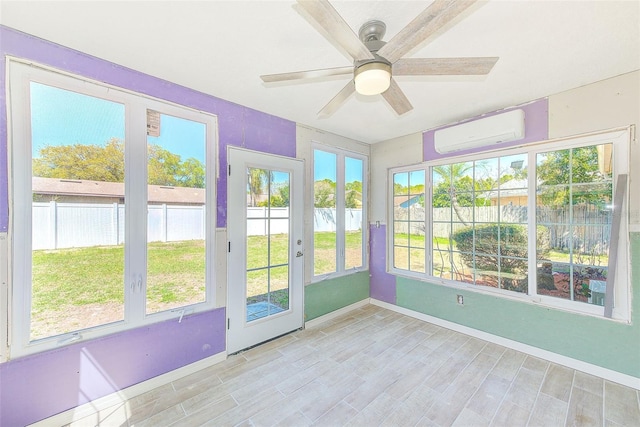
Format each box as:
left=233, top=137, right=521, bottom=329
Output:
left=381, top=79, right=413, bottom=115
left=296, top=0, right=374, bottom=61
left=318, top=81, right=355, bottom=117
left=393, top=57, right=499, bottom=76
left=261, top=66, right=353, bottom=83
left=378, top=0, right=478, bottom=64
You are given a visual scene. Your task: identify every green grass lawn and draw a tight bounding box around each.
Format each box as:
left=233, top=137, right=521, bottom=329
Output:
left=313, top=230, right=363, bottom=275
left=31, top=232, right=358, bottom=338
left=32, top=231, right=592, bottom=339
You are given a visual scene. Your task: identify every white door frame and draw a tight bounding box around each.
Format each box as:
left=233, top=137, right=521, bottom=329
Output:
left=226, top=147, right=305, bottom=354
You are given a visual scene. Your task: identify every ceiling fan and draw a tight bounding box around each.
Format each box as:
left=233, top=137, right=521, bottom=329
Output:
left=260, top=0, right=498, bottom=117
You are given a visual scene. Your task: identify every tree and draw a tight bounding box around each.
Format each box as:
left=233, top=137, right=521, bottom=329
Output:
left=248, top=168, right=269, bottom=207
left=147, top=144, right=181, bottom=186
left=176, top=158, right=205, bottom=188
left=314, top=179, right=336, bottom=208
left=32, top=140, right=206, bottom=188
left=537, top=146, right=611, bottom=207
left=345, top=180, right=362, bottom=208
left=267, top=183, right=289, bottom=207
left=432, top=163, right=474, bottom=226
left=33, top=138, right=125, bottom=182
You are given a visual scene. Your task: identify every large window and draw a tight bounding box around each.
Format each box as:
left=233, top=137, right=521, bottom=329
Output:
left=313, top=146, right=367, bottom=278
left=389, top=129, right=630, bottom=321
left=9, top=61, right=217, bottom=357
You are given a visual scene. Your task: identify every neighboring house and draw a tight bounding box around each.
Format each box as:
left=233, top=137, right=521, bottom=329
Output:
left=393, top=193, right=424, bottom=209
left=32, top=176, right=205, bottom=205
left=487, top=179, right=529, bottom=207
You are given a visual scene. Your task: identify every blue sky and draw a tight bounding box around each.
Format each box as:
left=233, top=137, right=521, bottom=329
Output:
left=30, top=82, right=205, bottom=162
left=30, top=81, right=365, bottom=184
left=314, top=149, right=363, bottom=183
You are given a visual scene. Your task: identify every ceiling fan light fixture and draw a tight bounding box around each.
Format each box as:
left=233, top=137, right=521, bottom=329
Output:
left=354, top=62, right=392, bottom=96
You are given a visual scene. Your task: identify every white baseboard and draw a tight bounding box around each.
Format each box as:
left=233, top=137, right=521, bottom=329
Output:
left=31, top=351, right=227, bottom=426
left=304, top=299, right=370, bottom=329
left=370, top=298, right=640, bottom=391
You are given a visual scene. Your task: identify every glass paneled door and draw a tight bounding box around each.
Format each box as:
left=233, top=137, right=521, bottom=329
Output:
left=227, top=148, right=304, bottom=354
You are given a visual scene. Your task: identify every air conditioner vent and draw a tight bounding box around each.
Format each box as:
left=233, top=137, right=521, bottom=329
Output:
left=434, top=109, right=525, bottom=154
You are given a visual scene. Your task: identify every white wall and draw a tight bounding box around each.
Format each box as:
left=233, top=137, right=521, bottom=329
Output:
left=370, top=132, right=423, bottom=222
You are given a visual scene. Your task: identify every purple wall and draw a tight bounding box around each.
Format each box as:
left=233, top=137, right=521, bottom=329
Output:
left=369, top=224, right=396, bottom=303
left=0, top=25, right=296, bottom=426
left=0, top=26, right=296, bottom=230
left=0, top=309, right=226, bottom=426
left=423, top=99, right=549, bottom=161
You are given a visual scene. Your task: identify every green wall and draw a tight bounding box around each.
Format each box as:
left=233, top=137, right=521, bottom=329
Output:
left=396, top=233, right=640, bottom=378
left=304, top=271, right=370, bottom=321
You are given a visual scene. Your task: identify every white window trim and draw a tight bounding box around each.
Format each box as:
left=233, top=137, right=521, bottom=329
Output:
left=388, top=127, right=631, bottom=323
left=312, top=143, right=369, bottom=282
left=7, top=59, right=218, bottom=358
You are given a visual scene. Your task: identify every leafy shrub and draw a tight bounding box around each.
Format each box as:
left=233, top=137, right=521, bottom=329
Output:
left=452, top=224, right=550, bottom=275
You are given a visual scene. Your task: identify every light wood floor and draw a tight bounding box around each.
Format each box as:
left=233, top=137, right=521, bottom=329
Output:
left=69, top=304, right=640, bottom=426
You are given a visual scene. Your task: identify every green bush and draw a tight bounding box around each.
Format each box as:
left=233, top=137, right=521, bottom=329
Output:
left=452, top=224, right=550, bottom=275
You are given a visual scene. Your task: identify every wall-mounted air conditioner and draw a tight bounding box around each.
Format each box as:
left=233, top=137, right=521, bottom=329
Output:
left=434, top=108, right=525, bottom=154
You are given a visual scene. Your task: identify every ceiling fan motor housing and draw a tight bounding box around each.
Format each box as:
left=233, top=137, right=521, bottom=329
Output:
left=359, top=20, right=387, bottom=53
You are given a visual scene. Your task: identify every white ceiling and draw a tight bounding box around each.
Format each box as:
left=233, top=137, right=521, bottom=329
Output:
left=1, top=1, right=639, bottom=144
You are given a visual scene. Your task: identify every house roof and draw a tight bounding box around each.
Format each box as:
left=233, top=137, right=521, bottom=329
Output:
left=32, top=177, right=205, bottom=204
left=394, top=194, right=424, bottom=208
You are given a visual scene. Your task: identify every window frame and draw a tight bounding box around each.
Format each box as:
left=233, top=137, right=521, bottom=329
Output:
left=7, top=59, right=218, bottom=358
left=388, top=128, right=631, bottom=322
left=312, top=143, right=368, bottom=281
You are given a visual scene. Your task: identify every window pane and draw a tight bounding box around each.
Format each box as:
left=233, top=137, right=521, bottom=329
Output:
left=393, top=170, right=425, bottom=272
left=314, top=150, right=336, bottom=275
left=536, top=144, right=613, bottom=305
left=394, top=246, right=409, bottom=270
left=345, top=156, right=363, bottom=269
left=146, top=112, right=207, bottom=315
left=497, top=154, right=528, bottom=224
left=30, top=82, right=126, bottom=340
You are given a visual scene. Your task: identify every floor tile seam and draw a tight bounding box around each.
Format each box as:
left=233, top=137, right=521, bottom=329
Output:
left=217, top=355, right=287, bottom=383
left=564, top=369, right=580, bottom=427
left=524, top=362, right=553, bottom=426
left=338, top=399, right=361, bottom=425
left=179, top=385, right=238, bottom=417
left=489, top=354, right=532, bottom=425
left=455, top=346, right=505, bottom=422
left=602, top=380, right=609, bottom=424
left=167, top=395, right=234, bottom=427
left=450, top=406, right=491, bottom=427
left=210, top=388, right=286, bottom=425
left=438, top=342, right=493, bottom=398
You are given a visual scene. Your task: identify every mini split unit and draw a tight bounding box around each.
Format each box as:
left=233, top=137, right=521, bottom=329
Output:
left=434, top=109, right=525, bottom=154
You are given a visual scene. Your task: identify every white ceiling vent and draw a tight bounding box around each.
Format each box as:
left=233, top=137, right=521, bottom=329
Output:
left=434, top=109, right=525, bottom=154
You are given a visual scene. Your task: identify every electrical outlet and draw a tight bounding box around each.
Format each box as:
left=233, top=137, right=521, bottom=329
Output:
left=457, top=294, right=464, bottom=305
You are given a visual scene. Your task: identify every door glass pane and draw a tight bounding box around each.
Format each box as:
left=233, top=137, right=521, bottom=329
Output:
left=30, top=82, right=126, bottom=340
left=146, top=112, right=207, bottom=314
left=246, top=167, right=290, bottom=322
left=314, top=150, right=337, bottom=275
left=345, top=156, right=363, bottom=269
